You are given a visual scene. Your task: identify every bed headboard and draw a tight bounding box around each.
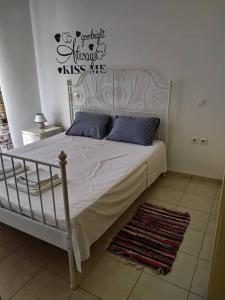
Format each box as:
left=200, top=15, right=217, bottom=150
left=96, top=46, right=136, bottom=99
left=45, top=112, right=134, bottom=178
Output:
left=67, top=68, right=172, bottom=146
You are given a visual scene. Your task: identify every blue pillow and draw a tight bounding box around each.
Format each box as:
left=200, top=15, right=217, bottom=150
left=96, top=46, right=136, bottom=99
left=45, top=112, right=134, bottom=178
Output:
left=106, top=116, right=160, bottom=145
left=66, top=112, right=111, bottom=139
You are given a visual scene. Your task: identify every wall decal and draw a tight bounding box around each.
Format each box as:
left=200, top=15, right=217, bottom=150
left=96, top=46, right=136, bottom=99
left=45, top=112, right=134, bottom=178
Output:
left=76, top=31, right=81, bottom=38
left=54, top=28, right=107, bottom=75
left=54, top=33, right=61, bottom=43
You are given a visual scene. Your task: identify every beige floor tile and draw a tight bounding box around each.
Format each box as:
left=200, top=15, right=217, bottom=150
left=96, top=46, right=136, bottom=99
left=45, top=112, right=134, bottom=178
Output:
left=129, top=272, right=188, bottom=300
left=185, top=180, right=218, bottom=200
left=0, top=245, right=11, bottom=262
left=191, top=258, right=210, bottom=298
left=147, top=178, right=160, bottom=191
left=119, top=256, right=145, bottom=271
left=146, top=198, right=177, bottom=210
left=70, top=289, right=100, bottom=300
left=149, top=186, right=183, bottom=205
left=0, top=285, right=12, bottom=300
left=16, top=237, right=59, bottom=267
left=0, top=224, right=31, bottom=251
left=199, top=234, right=214, bottom=261
left=45, top=249, right=70, bottom=282
left=188, top=292, right=204, bottom=300
left=12, top=269, right=72, bottom=300
left=77, top=240, right=113, bottom=284
left=144, top=251, right=197, bottom=290
left=0, top=253, right=39, bottom=298
left=179, top=193, right=213, bottom=213
left=206, top=214, right=218, bottom=236
left=45, top=244, right=105, bottom=285
left=105, top=250, right=121, bottom=262
left=177, top=206, right=210, bottom=232
left=138, top=186, right=155, bottom=202
left=158, top=174, right=191, bottom=191
left=180, top=229, right=204, bottom=256
left=81, top=254, right=141, bottom=300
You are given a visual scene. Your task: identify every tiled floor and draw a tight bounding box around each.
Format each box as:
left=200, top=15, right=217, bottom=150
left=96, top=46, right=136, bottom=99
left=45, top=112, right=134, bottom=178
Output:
left=0, top=174, right=220, bottom=300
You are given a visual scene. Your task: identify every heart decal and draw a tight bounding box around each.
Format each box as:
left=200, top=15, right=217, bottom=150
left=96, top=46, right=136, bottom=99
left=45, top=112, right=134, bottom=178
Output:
left=58, top=67, right=62, bottom=74
left=62, top=32, right=72, bottom=43
left=89, top=44, right=94, bottom=51
left=76, top=31, right=81, bottom=38
left=96, top=43, right=106, bottom=59
left=54, top=33, right=61, bottom=43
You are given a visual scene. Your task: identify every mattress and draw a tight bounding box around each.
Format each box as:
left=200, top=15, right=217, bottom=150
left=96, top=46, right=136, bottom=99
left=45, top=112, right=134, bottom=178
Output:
left=0, top=133, right=167, bottom=270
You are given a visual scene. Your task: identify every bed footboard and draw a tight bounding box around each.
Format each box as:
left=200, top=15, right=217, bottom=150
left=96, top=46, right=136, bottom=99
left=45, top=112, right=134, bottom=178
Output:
left=0, top=151, right=77, bottom=289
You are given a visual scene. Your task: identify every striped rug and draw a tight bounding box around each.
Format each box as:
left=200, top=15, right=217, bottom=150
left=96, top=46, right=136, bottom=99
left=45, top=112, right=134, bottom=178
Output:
left=107, top=202, right=190, bottom=274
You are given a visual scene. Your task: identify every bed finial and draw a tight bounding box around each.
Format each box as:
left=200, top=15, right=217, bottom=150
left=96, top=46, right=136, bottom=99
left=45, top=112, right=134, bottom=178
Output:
left=58, top=151, right=67, bottom=166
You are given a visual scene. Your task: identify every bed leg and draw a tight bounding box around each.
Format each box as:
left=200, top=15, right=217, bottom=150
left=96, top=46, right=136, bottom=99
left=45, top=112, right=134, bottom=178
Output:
left=163, top=172, right=166, bottom=177
left=67, top=236, right=77, bottom=289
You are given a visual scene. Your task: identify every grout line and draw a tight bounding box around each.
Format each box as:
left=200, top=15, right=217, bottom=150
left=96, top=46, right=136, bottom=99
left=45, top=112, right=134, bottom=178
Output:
left=185, top=227, right=207, bottom=235
left=78, top=251, right=106, bottom=286
left=175, top=203, right=213, bottom=215
left=140, top=270, right=190, bottom=293
left=126, top=270, right=143, bottom=299
left=188, top=208, right=213, bottom=298
left=186, top=292, right=189, bottom=300
left=167, top=171, right=221, bottom=184
left=8, top=257, right=77, bottom=300
left=183, top=179, right=191, bottom=193
left=178, top=249, right=199, bottom=259
left=71, top=287, right=103, bottom=300
left=187, top=291, right=205, bottom=299
left=182, top=190, right=215, bottom=202
left=0, top=247, right=12, bottom=263
left=175, top=190, right=185, bottom=209
left=13, top=243, right=61, bottom=269
left=43, top=266, right=70, bottom=283
left=188, top=289, right=207, bottom=299
left=187, top=256, right=203, bottom=297
left=44, top=248, right=107, bottom=287
left=8, top=264, right=45, bottom=299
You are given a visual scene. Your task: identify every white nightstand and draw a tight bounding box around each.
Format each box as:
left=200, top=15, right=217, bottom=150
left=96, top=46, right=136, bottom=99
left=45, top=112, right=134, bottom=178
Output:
left=21, top=126, right=62, bottom=145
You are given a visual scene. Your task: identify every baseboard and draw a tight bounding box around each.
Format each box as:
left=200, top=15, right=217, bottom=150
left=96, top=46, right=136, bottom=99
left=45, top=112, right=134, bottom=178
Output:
left=167, top=170, right=222, bottom=184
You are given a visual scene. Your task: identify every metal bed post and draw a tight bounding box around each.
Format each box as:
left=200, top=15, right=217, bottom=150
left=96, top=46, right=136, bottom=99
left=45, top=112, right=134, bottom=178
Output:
left=58, top=151, right=77, bottom=289
left=67, top=79, right=74, bottom=125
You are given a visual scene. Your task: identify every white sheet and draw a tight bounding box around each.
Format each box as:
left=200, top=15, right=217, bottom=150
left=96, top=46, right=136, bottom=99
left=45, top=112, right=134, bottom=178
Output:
left=0, top=133, right=167, bottom=271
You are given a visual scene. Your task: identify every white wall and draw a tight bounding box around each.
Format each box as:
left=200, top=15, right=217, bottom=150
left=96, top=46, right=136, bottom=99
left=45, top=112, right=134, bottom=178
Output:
left=29, top=0, right=225, bottom=179
left=0, top=0, right=41, bottom=147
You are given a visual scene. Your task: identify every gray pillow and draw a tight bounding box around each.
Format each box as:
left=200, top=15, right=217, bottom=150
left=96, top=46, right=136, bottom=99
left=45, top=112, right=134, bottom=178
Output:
left=106, top=116, right=160, bottom=145
left=66, top=111, right=111, bottom=139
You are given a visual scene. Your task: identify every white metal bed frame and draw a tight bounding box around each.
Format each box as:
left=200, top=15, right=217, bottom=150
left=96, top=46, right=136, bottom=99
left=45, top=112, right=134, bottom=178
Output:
left=0, top=68, right=172, bottom=290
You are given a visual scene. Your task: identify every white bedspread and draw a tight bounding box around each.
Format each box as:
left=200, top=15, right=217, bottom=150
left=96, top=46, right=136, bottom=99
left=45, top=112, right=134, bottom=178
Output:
left=0, top=133, right=167, bottom=271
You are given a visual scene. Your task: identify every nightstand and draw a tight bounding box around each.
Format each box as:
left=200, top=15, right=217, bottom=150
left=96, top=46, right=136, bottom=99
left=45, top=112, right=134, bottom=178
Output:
left=21, top=126, right=62, bottom=145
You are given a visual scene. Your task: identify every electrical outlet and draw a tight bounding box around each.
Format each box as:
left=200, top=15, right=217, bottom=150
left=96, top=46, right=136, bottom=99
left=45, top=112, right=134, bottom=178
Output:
left=200, top=138, right=208, bottom=145
left=192, top=137, right=199, bottom=144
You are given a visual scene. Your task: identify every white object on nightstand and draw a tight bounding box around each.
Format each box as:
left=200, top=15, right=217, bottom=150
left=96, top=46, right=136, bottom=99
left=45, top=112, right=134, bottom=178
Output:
left=21, top=126, right=62, bottom=145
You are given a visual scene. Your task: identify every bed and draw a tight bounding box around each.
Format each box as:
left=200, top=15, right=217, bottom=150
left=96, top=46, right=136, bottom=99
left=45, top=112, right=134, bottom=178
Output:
left=0, top=68, right=172, bottom=289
